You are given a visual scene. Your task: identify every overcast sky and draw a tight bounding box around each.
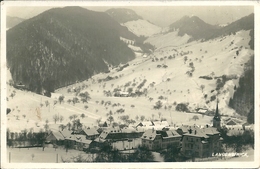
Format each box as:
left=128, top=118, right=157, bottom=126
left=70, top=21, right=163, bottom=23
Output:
left=6, top=6, right=254, bottom=27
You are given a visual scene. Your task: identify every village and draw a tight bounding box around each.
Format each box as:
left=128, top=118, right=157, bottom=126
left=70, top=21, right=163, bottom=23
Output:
left=6, top=103, right=254, bottom=162
left=4, top=5, right=256, bottom=164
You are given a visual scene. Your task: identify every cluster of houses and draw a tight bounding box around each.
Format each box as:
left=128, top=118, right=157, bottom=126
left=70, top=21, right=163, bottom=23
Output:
left=42, top=104, right=224, bottom=158
left=7, top=104, right=253, bottom=159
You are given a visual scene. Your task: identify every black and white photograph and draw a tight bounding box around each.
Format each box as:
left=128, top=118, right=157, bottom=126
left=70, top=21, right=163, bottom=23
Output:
left=1, top=1, right=259, bottom=168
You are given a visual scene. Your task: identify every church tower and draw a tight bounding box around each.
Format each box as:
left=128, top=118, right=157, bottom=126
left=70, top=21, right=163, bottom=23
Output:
left=213, top=102, right=221, bottom=130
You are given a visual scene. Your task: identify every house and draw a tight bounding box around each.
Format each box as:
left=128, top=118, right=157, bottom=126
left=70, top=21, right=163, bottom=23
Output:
left=181, top=126, right=223, bottom=158
left=14, top=82, right=27, bottom=90
left=119, top=91, right=129, bottom=97
left=79, top=128, right=99, bottom=140
left=226, top=119, right=237, bottom=125
left=153, top=120, right=169, bottom=130
left=94, top=127, right=144, bottom=148
left=176, top=125, right=190, bottom=135
left=50, top=92, right=63, bottom=100
left=141, top=128, right=181, bottom=151
left=46, top=129, right=73, bottom=146
left=197, top=108, right=209, bottom=115
left=64, top=134, right=94, bottom=151
left=141, top=129, right=161, bottom=150
left=226, top=127, right=244, bottom=136
left=46, top=131, right=65, bottom=145
left=136, top=121, right=153, bottom=128
left=224, top=118, right=242, bottom=126
left=136, top=120, right=169, bottom=130
left=60, top=129, right=73, bottom=139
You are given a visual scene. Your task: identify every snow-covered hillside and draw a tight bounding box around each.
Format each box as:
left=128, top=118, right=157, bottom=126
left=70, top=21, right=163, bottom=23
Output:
left=122, top=19, right=162, bottom=37
left=6, top=30, right=253, bottom=133
left=145, top=31, right=191, bottom=49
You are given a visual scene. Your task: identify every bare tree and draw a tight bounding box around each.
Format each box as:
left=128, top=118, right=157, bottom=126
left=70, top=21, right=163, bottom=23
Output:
left=135, top=115, right=139, bottom=121
left=53, top=100, right=58, bottom=106
left=45, top=100, right=49, bottom=107
left=140, top=115, right=145, bottom=122
left=69, top=115, right=73, bottom=121
left=96, top=118, right=102, bottom=126
left=152, top=114, right=155, bottom=121
left=72, top=114, right=78, bottom=121
left=58, top=95, right=65, bottom=104
left=53, top=114, right=59, bottom=124
left=80, top=113, right=85, bottom=119
left=59, top=115, right=64, bottom=123
left=192, top=115, right=199, bottom=121
left=200, top=85, right=205, bottom=93
left=158, top=112, right=162, bottom=119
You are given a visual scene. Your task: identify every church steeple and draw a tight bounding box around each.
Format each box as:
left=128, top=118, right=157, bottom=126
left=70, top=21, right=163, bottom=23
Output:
left=214, top=102, right=221, bottom=121
left=213, top=101, right=221, bottom=129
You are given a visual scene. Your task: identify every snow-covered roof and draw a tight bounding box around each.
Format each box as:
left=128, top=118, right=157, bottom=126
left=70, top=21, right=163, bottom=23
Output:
left=83, top=128, right=99, bottom=136
left=60, top=129, right=73, bottom=138
left=198, top=109, right=208, bottom=113
left=182, top=126, right=219, bottom=138
left=138, top=121, right=153, bottom=127
left=153, top=120, right=169, bottom=127
left=46, top=131, right=64, bottom=141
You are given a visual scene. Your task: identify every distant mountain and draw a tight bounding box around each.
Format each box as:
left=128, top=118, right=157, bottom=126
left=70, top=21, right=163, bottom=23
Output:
left=6, top=16, right=25, bottom=29
left=206, top=13, right=254, bottom=41
left=122, top=19, right=162, bottom=37
left=7, top=7, right=138, bottom=94
left=168, top=13, right=254, bottom=43
left=169, top=15, right=220, bottom=41
left=106, top=8, right=142, bottom=23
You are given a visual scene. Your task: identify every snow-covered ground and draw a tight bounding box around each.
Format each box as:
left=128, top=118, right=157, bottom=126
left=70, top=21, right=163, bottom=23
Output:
left=7, top=147, right=90, bottom=163
left=122, top=19, right=162, bottom=37
left=6, top=30, right=253, bottom=133
left=145, top=30, right=191, bottom=49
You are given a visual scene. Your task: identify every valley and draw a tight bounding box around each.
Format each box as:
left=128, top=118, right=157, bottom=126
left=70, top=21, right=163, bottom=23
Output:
left=4, top=6, right=256, bottom=163
left=7, top=28, right=253, bottom=133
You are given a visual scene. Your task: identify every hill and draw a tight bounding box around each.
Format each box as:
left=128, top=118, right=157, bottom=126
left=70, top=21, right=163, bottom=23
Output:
left=106, top=8, right=142, bottom=23
left=106, top=8, right=161, bottom=37
left=168, top=15, right=220, bottom=41
left=168, top=14, right=254, bottom=43
left=6, top=16, right=25, bottom=29
left=122, top=19, right=162, bottom=37
left=206, top=13, right=254, bottom=41
left=7, top=7, right=139, bottom=94
left=7, top=28, right=254, bottom=133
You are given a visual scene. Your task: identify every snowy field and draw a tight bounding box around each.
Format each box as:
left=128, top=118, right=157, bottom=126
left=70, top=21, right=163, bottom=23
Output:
left=122, top=19, right=162, bottom=37
left=7, top=147, right=87, bottom=163
left=6, top=30, right=252, bottom=133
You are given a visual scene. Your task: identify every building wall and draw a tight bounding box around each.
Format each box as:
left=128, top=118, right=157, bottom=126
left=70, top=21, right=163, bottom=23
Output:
left=182, top=134, right=221, bottom=158
left=208, top=134, right=221, bottom=155
left=142, top=135, right=181, bottom=151
left=182, top=136, right=203, bottom=157
left=142, top=135, right=161, bottom=150
left=161, top=136, right=181, bottom=149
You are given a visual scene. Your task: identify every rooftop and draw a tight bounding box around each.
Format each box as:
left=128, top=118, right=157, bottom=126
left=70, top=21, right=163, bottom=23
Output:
left=182, top=126, right=219, bottom=138
left=83, top=128, right=99, bottom=136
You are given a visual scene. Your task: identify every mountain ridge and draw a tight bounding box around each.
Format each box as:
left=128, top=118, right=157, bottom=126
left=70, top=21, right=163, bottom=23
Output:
left=6, top=16, right=25, bottom=29
left=7, top=7, right=138, bottom=94
left=168, top=13, right=254, bottom=43
left=106, top=8, right=143, bottom=23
